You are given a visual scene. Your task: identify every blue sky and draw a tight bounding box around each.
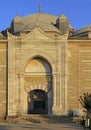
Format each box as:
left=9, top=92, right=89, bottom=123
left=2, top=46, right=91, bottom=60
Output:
left=0, top=0, right=91, bottom=31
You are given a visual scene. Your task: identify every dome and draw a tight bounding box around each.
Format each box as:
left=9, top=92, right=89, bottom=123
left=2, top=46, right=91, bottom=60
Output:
left=0, top=33, right=6, bottom=39
left=22, top=13, right=57, bottom=24
left=14, top=13, right=61, bottom=34
left=74, top=24, right=91, bottom=34
left=15, top=21, right=61, bottom=34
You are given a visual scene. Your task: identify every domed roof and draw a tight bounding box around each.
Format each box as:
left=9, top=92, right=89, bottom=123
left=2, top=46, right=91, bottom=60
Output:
left=14, top=13, right=61, bottom=34
left=74, top=24, right=91, bottom=34
left=0, top=33, right=6, bottom=39
left=15, top=21, right=61, bottom=33
left=22, top=13, right=57, bottom=24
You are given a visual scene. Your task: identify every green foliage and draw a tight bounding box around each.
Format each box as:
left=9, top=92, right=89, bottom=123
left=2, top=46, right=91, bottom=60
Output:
left=79, top=93, right=91, bottom=110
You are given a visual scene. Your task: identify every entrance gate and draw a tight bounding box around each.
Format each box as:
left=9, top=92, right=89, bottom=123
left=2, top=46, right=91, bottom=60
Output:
left=24, top=57, right=52, bottom=114
left=28, top=89, right=48, bottom=114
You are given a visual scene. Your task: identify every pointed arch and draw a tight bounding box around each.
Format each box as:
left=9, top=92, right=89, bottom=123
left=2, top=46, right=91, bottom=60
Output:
left=23, top=52, right=56, bottom=74
left=24, top=55, right=53, bottom=114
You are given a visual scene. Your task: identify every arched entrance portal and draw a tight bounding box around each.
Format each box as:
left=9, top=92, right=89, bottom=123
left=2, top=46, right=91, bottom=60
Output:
left=28, top=89, right=48, bottom=114
left=24, top=57, right=52, bottom=114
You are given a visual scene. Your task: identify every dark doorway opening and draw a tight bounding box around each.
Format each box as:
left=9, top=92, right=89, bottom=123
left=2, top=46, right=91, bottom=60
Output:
left=28, top=89, right=48, bottom=114
left=34, top=101, right=46, bottom=110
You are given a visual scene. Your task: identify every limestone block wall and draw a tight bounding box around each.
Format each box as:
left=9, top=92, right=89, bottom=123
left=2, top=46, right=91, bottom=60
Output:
left=67, top=43, right=78, bottom=111
left=7, top=28, right=91, bottom=116
left=7, top=28, right=68, bottom=116
left=78, top=43, right=91, bottom=103
left=0, top=42, right=6, bottom=118
left=67, top=40, right=91, bottom=114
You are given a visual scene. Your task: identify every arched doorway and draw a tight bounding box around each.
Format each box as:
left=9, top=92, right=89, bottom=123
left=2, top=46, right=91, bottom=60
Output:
left=28, top=89, right=48, bottom=114
left=24, top=57, right=52, bottom=114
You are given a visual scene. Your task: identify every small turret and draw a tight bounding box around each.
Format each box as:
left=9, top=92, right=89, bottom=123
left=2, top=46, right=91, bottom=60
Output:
left=56, top=13, right=69, bottom=34
left=11, top=14, right=23, bottom=34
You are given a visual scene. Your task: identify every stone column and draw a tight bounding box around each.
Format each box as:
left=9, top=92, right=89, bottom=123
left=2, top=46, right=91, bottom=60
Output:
left=16, top=73, right=24, bottom=115
left=61, top=42, right=67, bottom=115
left=52, top=74, right=61, bottom=115
left=52, top=75, right=56, bottom=110
left=23, top=81, right=29, bottom=114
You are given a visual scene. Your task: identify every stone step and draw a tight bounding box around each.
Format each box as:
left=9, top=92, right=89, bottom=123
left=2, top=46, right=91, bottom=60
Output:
left=21, top=114, right=73, bottom=123
left=3, top=114, right=73, bottom=124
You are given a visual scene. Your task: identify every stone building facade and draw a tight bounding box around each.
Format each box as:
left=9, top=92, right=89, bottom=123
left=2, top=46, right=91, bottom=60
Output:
left=0, top=34, right=7, bottom=118
left=1, top=12, right=91, bottom=117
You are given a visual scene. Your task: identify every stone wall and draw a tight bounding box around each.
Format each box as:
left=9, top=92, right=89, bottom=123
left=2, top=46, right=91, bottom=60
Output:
left=7, top=28, right=68, bottom=116
left=78, top=43, right=91, bottom=104
left=67, top=43, right=78, bottom=111
left=67, top=40, right=91, bottom=114
left=6, top=30, right=91, bottom=116
left=0, top=42, right=7, bottom=118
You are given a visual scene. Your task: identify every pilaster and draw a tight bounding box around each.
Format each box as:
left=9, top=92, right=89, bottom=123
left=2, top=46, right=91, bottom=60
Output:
left=52, top=74, right=61, bottom=115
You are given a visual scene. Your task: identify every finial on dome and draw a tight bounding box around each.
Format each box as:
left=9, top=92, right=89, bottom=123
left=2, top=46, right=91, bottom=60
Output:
left=16, top=12, right=19, bottom=16
left=38, top=3, right=42, bottom=13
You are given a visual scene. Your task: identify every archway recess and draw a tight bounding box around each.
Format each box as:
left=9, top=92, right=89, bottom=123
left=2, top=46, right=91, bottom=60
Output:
left=28, top=89, right=48, bottom=114
left=24, top=57, right=52, bottom=114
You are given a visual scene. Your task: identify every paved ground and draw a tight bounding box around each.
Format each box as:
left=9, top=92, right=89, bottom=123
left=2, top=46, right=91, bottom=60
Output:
left=0, top=123, right=87, bottom=130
